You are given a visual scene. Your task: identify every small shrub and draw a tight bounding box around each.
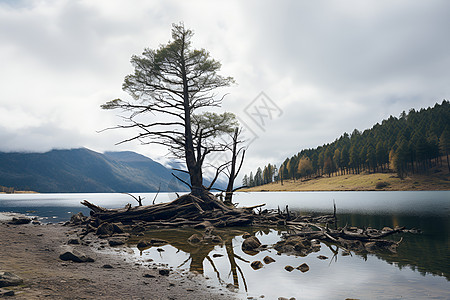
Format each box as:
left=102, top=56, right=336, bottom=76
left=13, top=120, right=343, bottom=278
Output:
left=375, top=182, right=389, bottom=189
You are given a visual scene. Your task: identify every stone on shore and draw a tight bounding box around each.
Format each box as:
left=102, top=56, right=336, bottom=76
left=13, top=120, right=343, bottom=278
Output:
left=8, top=217, right=31, bottom=225
left=0, top=271, right=23, bottom=287
left=59, top=246, right=94, bottom=263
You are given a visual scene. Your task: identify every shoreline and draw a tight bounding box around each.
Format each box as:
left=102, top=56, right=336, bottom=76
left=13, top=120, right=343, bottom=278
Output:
left=242, top=170, right=450, bottom=192
left=0, top=215, right=236, bottom=299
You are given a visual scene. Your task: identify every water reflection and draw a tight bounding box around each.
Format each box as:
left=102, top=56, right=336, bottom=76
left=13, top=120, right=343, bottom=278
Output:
left=337, top=213, right=450, bottom=280
left=129, top=227, right=271, bottom=292
left=127, top=224, right=449, bottom=299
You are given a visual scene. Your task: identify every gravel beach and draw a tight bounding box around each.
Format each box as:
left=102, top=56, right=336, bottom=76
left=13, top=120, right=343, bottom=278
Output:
left=0, top=213, right=236, bottom=299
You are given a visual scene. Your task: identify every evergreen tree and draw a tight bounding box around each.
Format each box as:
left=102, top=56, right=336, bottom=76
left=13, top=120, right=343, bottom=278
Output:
left=439, top=128, right=450, bottom=171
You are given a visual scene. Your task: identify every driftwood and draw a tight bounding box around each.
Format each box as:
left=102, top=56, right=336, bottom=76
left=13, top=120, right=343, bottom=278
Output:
left=79, top=192, right=416, bottom=255
left=81, top=193, right=254, bottom=228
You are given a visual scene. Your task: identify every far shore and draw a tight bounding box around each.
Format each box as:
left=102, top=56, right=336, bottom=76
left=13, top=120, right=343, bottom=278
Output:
left=242, top=169, right=450, bottom=192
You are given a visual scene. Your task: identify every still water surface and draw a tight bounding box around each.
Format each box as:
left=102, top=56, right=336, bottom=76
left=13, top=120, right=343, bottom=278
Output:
left=1, top=191, right=449, bottom=299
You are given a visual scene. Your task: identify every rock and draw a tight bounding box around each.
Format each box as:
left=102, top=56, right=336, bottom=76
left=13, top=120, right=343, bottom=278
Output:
left=242, top=232, right=252, bottom=239
left=0, top=271, right=23, bottom=287
left=8, top=217, right=31, bottom=225
left=156, top=248, right=164, bottom=252
left=159, top=269, right=170, bottom=276
left=193, top=221, right=212, bottom=229
left=112, top=223, right=124, bottom=234
left=284, top=265, right=294, bottom=272
left=204, top=235, right=223, bottom=244
left=137, top=239, right=150, bottom=248
left=263, top=256, right=276, bottom=264
left=278, top=298, right=289, bottom=300
left=102, top=264, right=113, bottom=269
left=382, top=227, right=393, bottom=232
left=212, top=254, right=223, bottom=258
left=0, top=289, right=15, bottom=297
left=108, top=237, right=126, bottom=246
left=70, top=212, right=87, bottom=225
left=96, top=222, right=114, bottom=236
left=317, top=255, right=328, bottom=260
left=274, top=236, right=314, bottom=256
left=138, top=238, right=168, bottom=248
left=59, top=246, right=94, bottom=263
left=188, top=234, right=203, bottom=243
left=297, top=263, right=309, bottom=273
left=143, top=273, right=155, bottom=278
left=68, top=238, right=80, bottom=245
left=250, top=261, right=263, bottom=270
left=242, top=236, right=261, bottom=252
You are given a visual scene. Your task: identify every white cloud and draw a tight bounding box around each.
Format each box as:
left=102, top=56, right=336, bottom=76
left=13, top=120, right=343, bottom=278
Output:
left=1, top=0, right=449, bottom=176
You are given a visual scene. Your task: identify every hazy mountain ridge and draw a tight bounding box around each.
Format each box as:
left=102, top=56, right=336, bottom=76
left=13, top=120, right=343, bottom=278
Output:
left=0, top=148, right=188, bottom=193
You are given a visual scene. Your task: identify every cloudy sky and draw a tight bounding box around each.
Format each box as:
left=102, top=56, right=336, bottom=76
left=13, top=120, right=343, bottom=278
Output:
left=1, top=0, right=449, bottom=176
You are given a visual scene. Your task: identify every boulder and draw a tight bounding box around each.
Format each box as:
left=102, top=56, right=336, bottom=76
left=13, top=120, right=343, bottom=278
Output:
left=68, top=238, right=80, bottom=245
left=108, top=236, right=127, bottom=246
left=242, top=232, right=252, bottom=239
left=70, top=212, right=87, bottom=225
left=241, top=236, right=261, bottom=252
left=112, top=223, right=124, bottom=234
left=263, top=256, right=276, bottom=264
left=96, top=222, right=114, bottom=236
left=59, top=246, right=94, bottom=263
left=204, top=235, right=223, bottom=244
left=159, top=269, right=170, bottom=276
left=8, top=217, right=31, bottom=225
left=0, top=288, right=15, bottom=296
left=0, top=271, right=23, bottom=287
left=250, top=261, right=263, bottom=270
left=284, top=265, right=294, bottom=272
left=297, top=263, right=309, bottom=273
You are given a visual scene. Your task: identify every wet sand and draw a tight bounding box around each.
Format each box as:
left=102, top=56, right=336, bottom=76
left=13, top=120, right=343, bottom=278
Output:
left=0, top=214, right=236, bottom=299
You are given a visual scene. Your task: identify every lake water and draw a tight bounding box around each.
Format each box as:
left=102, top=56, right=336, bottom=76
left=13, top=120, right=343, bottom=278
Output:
left=1, top=191, right=449, bottom=299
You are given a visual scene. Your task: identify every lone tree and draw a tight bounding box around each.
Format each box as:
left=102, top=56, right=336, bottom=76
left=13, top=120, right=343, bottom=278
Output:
left=102, top=23, right=236, bottom=200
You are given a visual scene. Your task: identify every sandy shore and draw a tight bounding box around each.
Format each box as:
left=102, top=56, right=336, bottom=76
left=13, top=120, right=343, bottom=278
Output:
left=0, top=214, right=236, bottom=299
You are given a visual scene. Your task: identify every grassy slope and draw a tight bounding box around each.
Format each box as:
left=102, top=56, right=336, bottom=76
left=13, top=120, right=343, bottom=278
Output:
left=244, top=160, right=450, bottom=192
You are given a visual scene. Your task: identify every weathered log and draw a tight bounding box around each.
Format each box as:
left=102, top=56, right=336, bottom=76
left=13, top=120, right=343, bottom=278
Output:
left=81, top=193, right=253, bottom=228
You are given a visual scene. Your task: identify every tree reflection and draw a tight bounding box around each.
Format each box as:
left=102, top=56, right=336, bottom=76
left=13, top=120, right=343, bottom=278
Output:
left=129, top=227, right=263, bottom=289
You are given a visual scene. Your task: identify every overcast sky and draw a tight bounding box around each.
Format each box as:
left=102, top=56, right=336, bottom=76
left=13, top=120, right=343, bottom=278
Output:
left=1, top=0, right=449, bottom=176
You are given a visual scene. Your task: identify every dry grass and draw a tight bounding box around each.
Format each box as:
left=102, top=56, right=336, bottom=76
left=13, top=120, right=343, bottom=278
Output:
left=244, top=163, right=450, bottom=192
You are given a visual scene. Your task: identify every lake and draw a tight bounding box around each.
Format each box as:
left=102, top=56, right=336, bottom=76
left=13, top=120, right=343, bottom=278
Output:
left=1, top=191, right=449, bottom=299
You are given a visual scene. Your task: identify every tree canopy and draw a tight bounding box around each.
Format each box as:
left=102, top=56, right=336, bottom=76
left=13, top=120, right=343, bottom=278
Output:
left=102, top=23, right=236, bottom=197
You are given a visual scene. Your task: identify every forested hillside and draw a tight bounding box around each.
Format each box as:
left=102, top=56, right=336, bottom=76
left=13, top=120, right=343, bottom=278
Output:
left=243, top=100, right=450, bottom=187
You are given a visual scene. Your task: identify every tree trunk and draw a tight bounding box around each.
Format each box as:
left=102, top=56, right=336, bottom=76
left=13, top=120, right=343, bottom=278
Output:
left=180, top=36, right=204, bottom=197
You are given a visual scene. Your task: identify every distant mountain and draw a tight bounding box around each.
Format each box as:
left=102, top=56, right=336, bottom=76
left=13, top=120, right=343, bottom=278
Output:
left=0, top=148, right=188, bottom=193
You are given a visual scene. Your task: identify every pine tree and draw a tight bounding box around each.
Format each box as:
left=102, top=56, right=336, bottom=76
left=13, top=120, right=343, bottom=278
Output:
left=439, top=128, right=450, bottom=172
